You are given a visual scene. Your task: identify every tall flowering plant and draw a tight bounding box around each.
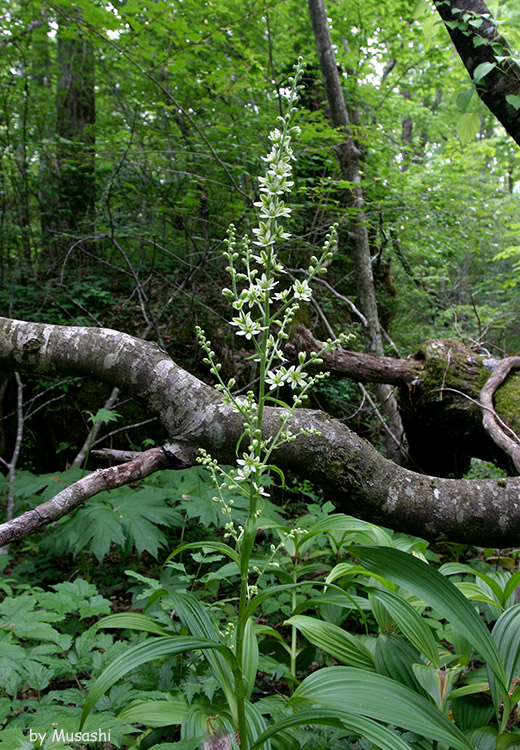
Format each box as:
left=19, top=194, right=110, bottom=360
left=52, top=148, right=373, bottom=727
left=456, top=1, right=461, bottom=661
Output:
left=81, top=59, right=501, bottom=750
left=82, top=61, right=346, bottom=750
left=191, top=58, right=344, bottom=747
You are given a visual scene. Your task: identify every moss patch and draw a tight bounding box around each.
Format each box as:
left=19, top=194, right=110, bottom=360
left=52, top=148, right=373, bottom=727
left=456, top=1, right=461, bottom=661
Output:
left=495, top=370, right=520, bottom=435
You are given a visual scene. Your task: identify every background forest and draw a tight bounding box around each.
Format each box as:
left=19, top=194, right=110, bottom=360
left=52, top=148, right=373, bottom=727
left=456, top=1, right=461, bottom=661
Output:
left=2, top=0, right=520, bottom=749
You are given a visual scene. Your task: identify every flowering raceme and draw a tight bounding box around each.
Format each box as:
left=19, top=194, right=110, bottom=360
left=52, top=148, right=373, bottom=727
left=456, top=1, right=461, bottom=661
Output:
left=195, top=57, right=343, bottom=514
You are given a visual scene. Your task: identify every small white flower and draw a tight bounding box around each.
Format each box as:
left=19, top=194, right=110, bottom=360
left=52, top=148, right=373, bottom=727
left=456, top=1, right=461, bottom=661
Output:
left=230, top=312, right=263, bottom=340
left=284, top=365, right=307, bottom=389
left=265, top=369, right=285, bottom=389
left=253, top=273, right=278, bottom=294
left=236, top=452, right=262, bottom=477
left=292, top=278, right=312, bottom=301
left=274, top=288, right=290, bottom=302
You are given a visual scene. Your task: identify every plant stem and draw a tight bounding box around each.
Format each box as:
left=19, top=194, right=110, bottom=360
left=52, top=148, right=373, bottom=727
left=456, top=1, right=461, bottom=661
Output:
left=290, top=564, right=298, bottom=689
left=235, top=569, right=250, bottom=750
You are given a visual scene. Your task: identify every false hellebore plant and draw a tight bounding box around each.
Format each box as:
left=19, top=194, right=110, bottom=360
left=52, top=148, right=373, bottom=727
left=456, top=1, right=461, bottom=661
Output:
left=81, top=60, right=520, bottom=750
left=81, top=59, right=348, bottom=750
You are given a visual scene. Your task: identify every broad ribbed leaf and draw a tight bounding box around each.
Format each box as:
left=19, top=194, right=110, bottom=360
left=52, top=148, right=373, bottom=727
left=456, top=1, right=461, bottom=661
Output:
left=250, top=708, right=413, bottom=750
left=305, top=515, right=394, bottom=547
left=290, top=666, right=473, bottom=749
left=242, top=618, right=259, bottom=700
left=244, top=700, right=271, bottom=750
left=375, top=634, right=423, bottom=693
left=451, top=694, right=495, bottom=732
left=165, top=541, right=240, bottom=568
left=286, top=615, right=374, bottom=670
left=353, top=547, right=507, bottom=692
left=370, top=588, right=440, bottom=667
left=326, top=562, right=395, bottom=589
left=97, top=612, right=168, bottom=636
left=81, top=636, right=238, bottom=727
left=244, top=580, right=350, bottom=620
left=118, top=693, right=189, bottom=726
left=412, top=663, right=462, bottom=711
left=492, top=605, right=520, bottom=688
left=489, top=603, right=520, bottom=719
left=452, top=582, right=502, bottom=610
left=165, top=591, right=237, bottom=716
left=440, top=562, right=504, bottom=603
left=502, top=572, right=520, bottom=603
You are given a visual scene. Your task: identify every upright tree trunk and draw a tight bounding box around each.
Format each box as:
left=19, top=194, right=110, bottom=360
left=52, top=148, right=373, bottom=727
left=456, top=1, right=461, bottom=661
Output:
left=43, top=28, right=96, bottom=264
left=307, top=0, right=407, bottom=464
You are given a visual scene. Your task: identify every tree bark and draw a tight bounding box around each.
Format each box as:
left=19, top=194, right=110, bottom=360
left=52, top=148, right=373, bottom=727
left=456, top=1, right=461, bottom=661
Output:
left=292, top=329, right=520, bottom=476
left=433, top=0, right=520, bottom=146
left=307, top=0, right=407, bottom=465
left=43, top=27, right=96, bottom=263
left=2, top=317, right=520, bottom=546
left=290, top=326, right=423, bottom=385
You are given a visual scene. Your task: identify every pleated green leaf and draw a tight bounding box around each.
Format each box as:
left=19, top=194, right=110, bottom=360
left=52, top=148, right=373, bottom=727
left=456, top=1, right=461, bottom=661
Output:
left=81, top=635, right=238, bottom=727
left=489, top=603, right=520, bottom=718
left=286, top=615, right=374, bottom=670
left=118, top=693, right=189, bottom=726
left=242, top=618, right=259, bottom=700
left=305, top=515, right=394, bottom=547
left=290, top=666, right=473, bottom=749
left=440, top=562, right=504, bottom=603
left=353, top=546, right=507, bottom=692
left=97, top=612, right=169, bottom=636
left=326, top=561, right=396, bottom=589
left=375, top=634, right=423, bottom=693
left=250, top=707, right=414, bottom=750
left=165, top=540, right=241, bottom=568
left=502, top=571, right=520, bottom=603
left=492, top=603, right=520, bottom=688
left=370, top=588, right=440, bottom=667
left=165, top=590, right=237, bottom=716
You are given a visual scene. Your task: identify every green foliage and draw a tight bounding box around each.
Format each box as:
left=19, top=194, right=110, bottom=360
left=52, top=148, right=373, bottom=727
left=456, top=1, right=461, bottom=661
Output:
left=3, top=2, right=520, bottom=748
left=3, top=478, right=520, bottom=747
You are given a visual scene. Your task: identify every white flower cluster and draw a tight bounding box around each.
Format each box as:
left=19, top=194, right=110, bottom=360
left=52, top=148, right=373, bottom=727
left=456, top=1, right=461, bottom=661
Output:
left=195, top=58, right=345, bottom=521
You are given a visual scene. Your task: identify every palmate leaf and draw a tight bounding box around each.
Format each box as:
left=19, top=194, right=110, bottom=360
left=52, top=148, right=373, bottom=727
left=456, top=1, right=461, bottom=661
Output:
left=55, top=483, right=182, bottom=561
left=249, top=707, right=414, bottom=750
left=80, top=636, right=239, bottom=728
left=289, top=667, right=473, bottom=749
left=353, top=547, right=507, bottom=693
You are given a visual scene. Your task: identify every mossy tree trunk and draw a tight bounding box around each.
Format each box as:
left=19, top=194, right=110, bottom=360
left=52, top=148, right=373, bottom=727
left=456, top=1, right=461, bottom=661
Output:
left=293, top=328, right=520, bottom=477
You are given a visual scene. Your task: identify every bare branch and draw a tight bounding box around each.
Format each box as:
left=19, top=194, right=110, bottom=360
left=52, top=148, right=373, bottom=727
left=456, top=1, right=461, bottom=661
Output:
left=289, top=326, right=423, bottom=385
left=0, top=445, right=183, bottom=547
left=480, top=357, right=520, bottom=472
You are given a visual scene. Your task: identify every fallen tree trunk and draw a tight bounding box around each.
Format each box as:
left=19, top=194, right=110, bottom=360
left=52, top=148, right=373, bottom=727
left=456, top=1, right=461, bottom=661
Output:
left=292, top=328, right=520, bottom=477
left=1, top=317, right=520, bottom=546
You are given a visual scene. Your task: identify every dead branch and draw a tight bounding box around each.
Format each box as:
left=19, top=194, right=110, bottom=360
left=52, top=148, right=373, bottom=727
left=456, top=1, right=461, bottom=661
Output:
left=480, top=357, right=520, bottom=473
left=290, top=326, right=423, bottom=385
left=0, top=446, right=177, bottom=547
